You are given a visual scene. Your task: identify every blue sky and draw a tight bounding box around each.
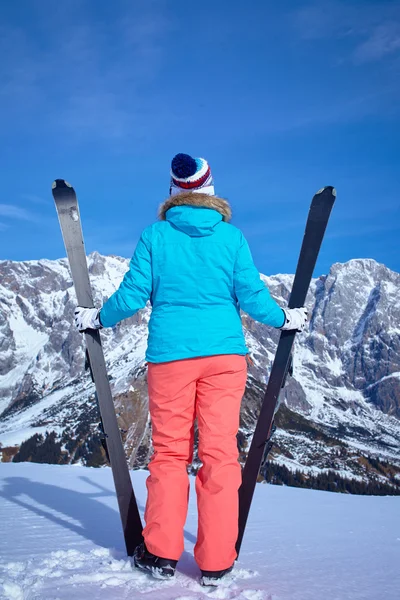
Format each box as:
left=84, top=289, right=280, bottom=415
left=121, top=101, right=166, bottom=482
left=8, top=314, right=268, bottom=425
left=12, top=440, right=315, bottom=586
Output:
left=0, top=0, right=399, bottom=277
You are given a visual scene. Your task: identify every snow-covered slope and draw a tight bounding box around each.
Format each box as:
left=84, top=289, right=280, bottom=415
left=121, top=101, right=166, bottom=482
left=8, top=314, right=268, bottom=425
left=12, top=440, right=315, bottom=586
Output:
left=0, top=462, right=399, bottom=600
left=0, top=254, right=399, bottom=489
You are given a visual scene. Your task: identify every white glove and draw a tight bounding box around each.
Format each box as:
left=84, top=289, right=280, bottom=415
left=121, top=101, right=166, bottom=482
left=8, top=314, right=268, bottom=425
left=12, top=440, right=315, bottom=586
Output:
left=74, top=307, right=102, bottom=331
left=281, top=307, right=308, bottom=332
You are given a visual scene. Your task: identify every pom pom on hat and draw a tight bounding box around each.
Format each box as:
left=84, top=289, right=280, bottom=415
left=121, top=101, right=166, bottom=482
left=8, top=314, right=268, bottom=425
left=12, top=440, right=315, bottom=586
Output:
left=171, top=153, right=198, bottom=179
left=170, top=153, right=215, bottom=196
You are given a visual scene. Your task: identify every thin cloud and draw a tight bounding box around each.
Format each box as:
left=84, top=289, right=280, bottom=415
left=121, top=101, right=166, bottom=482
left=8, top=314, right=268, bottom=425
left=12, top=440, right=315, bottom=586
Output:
left=327, top=223, right=400, bottom=240
left=353, top=22, right=400, bottom=64
left=21, top=193, right=50, bottom=206
left=251, top=86, right=396, bottom=135
left=291, top=1, right=400, bottom=65
left=0, top=204, right=37, bottom=221
left=0, top=2, right=173, bottom=142
left=83, top=221, right=139, bottom=258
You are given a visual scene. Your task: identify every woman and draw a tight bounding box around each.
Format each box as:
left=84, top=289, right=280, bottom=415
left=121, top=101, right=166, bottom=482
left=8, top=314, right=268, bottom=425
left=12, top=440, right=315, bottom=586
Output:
left=74, top=153, right=307, bottom=585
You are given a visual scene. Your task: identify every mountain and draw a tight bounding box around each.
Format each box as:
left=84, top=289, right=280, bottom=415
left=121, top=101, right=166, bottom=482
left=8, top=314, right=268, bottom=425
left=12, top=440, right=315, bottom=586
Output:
left=0, top=253, right=399, bottom=491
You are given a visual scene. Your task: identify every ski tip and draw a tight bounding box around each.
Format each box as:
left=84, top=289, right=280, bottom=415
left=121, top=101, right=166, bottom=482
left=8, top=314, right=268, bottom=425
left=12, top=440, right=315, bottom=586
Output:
left=52, top=179, right=72, bottom=190
left=316, top=186, right=336, bottom=197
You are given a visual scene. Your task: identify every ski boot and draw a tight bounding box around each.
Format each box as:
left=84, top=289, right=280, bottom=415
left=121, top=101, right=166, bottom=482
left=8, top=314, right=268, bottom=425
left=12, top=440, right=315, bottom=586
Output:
left=133, top=543, right=177, bottom=580
left=200, top=564, right=234, bottom=586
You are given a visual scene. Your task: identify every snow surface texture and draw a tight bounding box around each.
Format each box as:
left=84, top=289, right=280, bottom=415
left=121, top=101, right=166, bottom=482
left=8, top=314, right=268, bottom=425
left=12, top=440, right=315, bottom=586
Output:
left=0, top=463, right=399, bottom=600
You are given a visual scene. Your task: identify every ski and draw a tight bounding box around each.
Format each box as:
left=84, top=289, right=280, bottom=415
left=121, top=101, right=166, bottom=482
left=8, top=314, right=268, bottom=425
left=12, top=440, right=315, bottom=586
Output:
left=52, top=179, right=143, bottom=556
left=236, top=186, right=336, bottom=556
left=85, top=350, right=111, bottom=463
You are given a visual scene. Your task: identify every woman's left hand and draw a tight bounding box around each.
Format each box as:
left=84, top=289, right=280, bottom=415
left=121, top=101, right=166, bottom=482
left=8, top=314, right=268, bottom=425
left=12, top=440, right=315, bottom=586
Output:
left=74, top=307, right=102, bottom=332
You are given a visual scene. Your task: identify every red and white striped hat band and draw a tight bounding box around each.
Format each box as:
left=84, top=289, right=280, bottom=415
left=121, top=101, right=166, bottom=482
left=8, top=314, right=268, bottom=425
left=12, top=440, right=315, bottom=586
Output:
left=170, top=157, right=215, bottom=197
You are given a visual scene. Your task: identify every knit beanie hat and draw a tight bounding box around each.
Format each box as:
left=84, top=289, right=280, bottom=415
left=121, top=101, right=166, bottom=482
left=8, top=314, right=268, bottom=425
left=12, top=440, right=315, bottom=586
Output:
left=170, top=153, right=215, bottom=196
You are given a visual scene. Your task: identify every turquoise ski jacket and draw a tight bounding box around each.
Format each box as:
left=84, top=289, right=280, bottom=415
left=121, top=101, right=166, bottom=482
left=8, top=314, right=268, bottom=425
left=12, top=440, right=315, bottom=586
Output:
left=100, top=192, right=285, bottom=363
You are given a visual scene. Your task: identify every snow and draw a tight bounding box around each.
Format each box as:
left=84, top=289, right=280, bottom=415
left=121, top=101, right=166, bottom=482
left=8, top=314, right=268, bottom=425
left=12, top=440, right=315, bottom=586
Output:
left=366, top=372, right=400, bottom=390
left=0, top=426, right=61, bottom=449
left=0, top=464, right=399, bottom=600
left=0, top=387, right=75, bottom=448
left=0, top=309, right=49, bottom=408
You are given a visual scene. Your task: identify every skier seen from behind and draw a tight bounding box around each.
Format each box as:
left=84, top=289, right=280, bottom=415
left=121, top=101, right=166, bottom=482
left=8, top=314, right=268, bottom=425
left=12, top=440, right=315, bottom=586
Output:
left=74, top=153, right=308, bottom=585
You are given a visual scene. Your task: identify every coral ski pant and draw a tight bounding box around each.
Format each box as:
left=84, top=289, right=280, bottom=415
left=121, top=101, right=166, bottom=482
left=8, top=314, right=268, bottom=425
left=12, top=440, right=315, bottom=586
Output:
left=143, top=354, right=247, bottom=571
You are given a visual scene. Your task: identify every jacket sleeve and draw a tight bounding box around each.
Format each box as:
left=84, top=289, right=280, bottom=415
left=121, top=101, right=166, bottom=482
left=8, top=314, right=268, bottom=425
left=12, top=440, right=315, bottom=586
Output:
left=99, top=229, right=152, bottom=328
left=233, top=232, right=285, bottom=328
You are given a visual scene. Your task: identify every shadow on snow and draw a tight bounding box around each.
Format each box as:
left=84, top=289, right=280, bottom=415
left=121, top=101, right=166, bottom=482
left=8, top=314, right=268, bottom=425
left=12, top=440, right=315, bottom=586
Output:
left=0, top=474, right=198, bottom=562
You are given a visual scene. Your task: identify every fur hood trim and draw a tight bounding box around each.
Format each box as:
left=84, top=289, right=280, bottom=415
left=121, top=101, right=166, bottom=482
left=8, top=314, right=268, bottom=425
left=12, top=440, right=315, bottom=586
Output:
left=159, top=192, right=232, bottom=222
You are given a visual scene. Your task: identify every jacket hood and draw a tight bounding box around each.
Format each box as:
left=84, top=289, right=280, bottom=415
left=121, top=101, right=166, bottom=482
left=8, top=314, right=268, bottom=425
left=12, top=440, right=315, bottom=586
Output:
left=158, top=192, right=232, bottom=238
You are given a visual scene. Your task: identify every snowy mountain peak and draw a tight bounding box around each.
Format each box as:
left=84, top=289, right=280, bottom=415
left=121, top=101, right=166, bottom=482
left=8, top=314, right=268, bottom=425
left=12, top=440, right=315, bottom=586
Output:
left=0, top=255, right=399, bottom=489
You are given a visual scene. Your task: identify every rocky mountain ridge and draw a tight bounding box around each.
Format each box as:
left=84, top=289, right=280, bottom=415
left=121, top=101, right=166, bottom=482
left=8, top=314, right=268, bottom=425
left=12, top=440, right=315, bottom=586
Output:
left=0, top=253, right=399, bottom=491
